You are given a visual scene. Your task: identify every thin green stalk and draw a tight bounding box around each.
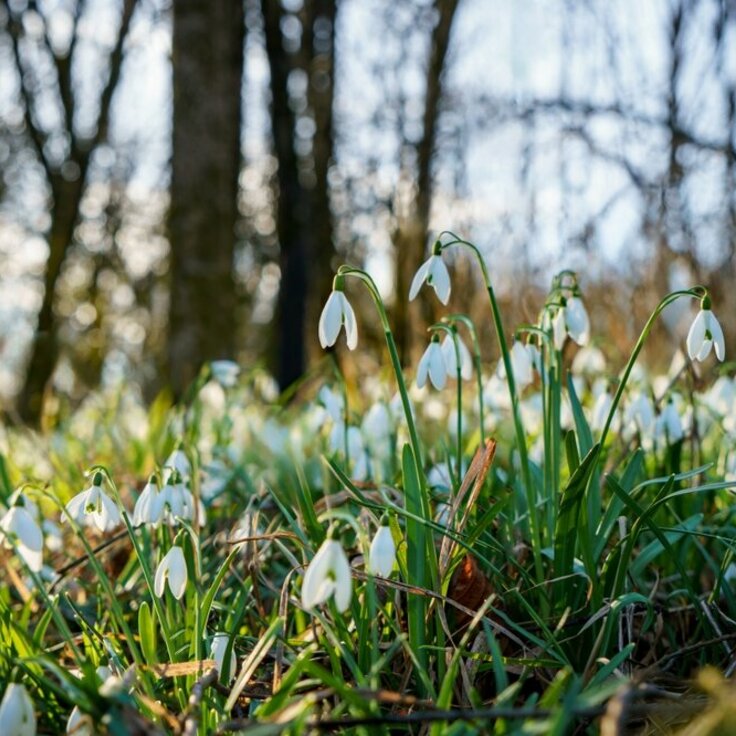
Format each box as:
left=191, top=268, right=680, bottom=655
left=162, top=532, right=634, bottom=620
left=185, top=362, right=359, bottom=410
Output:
left=438, top=234, right=543, bottom=581
left=447, top=314, right=485, bottom=445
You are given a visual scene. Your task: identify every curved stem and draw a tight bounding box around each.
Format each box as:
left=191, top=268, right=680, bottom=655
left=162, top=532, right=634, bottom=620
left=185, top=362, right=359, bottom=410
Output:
left=598, top=288, right=705, bottom=451
left=438, top=235, right=543, bottom=581
left=447, top=313, right=485, bottom=445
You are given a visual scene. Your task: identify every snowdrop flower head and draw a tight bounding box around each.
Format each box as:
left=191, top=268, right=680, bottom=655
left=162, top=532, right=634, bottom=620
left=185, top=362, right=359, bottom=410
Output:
left=565, top=296, right=590, bottom=346
left=624, top=392, right=655, bottom=437
left=409, top=242, right=451, bottom=305
left=64, top=473, right=121, bottom=533
left=211, top=633, right=237, bottom=682
left=657, top=399, right=684, bottom=444
left=209, top=360, right=240, bottom=388
left=440, top=333, right=473, bottom=381
left=368, top=516, right=396, bottom=577
left=318, top=276, right=358, bottom=350
left=0, top=500, right=43, bottom=573
left=686, top=297, right=725, bottom=362
left=0, top=683, right=36, bottom=736
left=509, top=341, right=534, bottom=390
left=164, top=445, right=191, bottom=481
left=154, top=545, right=188, bottom=600
left=301, top=527, right=352, bottom=613
left=590, top=391, right=613, bottom=433
left=572, top=345, right=606, bottom=376
left=132, top=475, right=161, bottom=527
left=416, top=336, right=448, bottom=390
left=151, top=472, right=195, bottom=526
left=552, top=304, right=567, bottom=351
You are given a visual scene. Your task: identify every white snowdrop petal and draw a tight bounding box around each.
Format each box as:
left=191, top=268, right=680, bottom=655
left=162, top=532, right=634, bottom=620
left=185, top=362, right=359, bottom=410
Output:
left=686, top=310, right=707, bottom=360
left=332, top=545, right=352, bottom=613
left=166, top=547, right=188, bottom=600
left=340, top=294, right=359, bottom=351
left=709, top=313, right=726, bottom=361
left=318, top=292, right=343, bottom=348
left=408, top=258, right=432, bottom=301
left=416, top=350, right=431, bottom=389
left=428, top=344, right=447, bottom=390
left=301, top=540, right=335, bottom=609
left=429, top=256, right=451, bottom=305
left=369, top=526, right=396, bottom=577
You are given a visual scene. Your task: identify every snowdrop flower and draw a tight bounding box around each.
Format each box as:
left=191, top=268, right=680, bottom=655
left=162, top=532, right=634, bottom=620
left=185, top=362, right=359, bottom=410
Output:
left=64, top=474, right=121, bottom=533
left=704, top=375, right=735, bottom=416
left=552, top=307, right=567, bottom=351
left=211, top=633, right=237, bottom=682
left=656, top=399, right=684, bottom=444
left=0, top=683, right=36, bottom=736
left=0, top=502, right=43, bottom=573
left=440, top=334, right=473, bottom=381
left=132, top=475, right=161, bottom=527
left=318, top=279, right=358, bottom=350
left=301, top=530, right=352, bottom=613
left=624, top=393, right=655, bottom=437
left=164, top=446, right=192, bottom=481
left=565, top=296, right=590, bottom=346
left=154, top=545, right=188, bottom=600
left=572, top=345, right=606, bottom=376
left=66, top=706, right=93, bottom=736
left=210, top=360, right=240, bottom=388
left=590, top=391, right=613, bottom=433
left=416, top=337, right=448, bottom=390
left=368, top=518, right=396, bottom=577
left=409, top=245, right=451, bottom=305
left=509, top=341, right=534, bottom=390
left=687, top=300, right=725, bottom=362
left=151, top=473, right=195, bottom=526
left=318, top=386, right=344, bottom=422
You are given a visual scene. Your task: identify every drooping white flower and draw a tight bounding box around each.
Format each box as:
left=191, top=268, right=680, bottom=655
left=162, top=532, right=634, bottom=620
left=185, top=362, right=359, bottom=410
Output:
left=590, top=391, right=613, bottom=433
left=656, top=400, right=684, bottom=444
left=150, top=474, right=195, bottom=526
left=416, top=338, right=448, bottom=390
left=552, top=307, right=567, bottom=351
left=318, top=288, right=358, bottom=350
left=624, top=392, right=655, bottom=437
left=210, top=360, right=240, bottom=388
left=572, top=345, right=606, bottom=376
left=686, top=307, right=725, bottom=362
left=440, top=334, right=473, bottom=381
left=704, top=375, right=735, bottom=416
left=565, top=296, right=590, bottom=346
left=154, top=545, right=188, bottom=600
left=164, top=447, right=192, bottom=481
left=409, top=253, right=451, bottom=305
left=132, top=476, right=161, bottom=527
left=509, top=341, right=533, bottom=390
left=64, top=474, right=121, bottom=533
left=0, top=683, right=36, bottom=736
left=211, top=633, right=237, bottom=682
left=368, top=520, right=396, bottom=577
left=66, top=706, right=93, bottom=736
left=0, top=504, right=43, bottom=573
left=301, top=533, right=352, bottom=613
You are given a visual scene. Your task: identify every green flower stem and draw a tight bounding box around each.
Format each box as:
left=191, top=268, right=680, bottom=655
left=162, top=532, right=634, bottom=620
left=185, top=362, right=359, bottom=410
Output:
left=337, top=268, right=427, bottom=509
left=448, top=314, right=485, bottom=446
left=438, top=235, right=544, bottom=581
left=598, top=288, right=705, bottom=451
left=431, top=322, right=463, bottom=487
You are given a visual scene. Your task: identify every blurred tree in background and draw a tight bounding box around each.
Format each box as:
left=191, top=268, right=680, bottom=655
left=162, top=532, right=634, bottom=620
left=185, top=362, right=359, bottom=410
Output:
left=0, top=0, right=735, bottom=421
left=166, top=0, right=243, bottom=397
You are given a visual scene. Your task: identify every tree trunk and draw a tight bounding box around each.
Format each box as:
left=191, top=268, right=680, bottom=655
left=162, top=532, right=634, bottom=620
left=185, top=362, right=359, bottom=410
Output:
left=393, top=0, right=460, bottom=362
left=17, top=176, right=84, bottom=423
left=305, top=0, right=338, bottom=362
left=262, top=0, right=311, bottom=391
left=167, top=0, right=244, bottom=396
